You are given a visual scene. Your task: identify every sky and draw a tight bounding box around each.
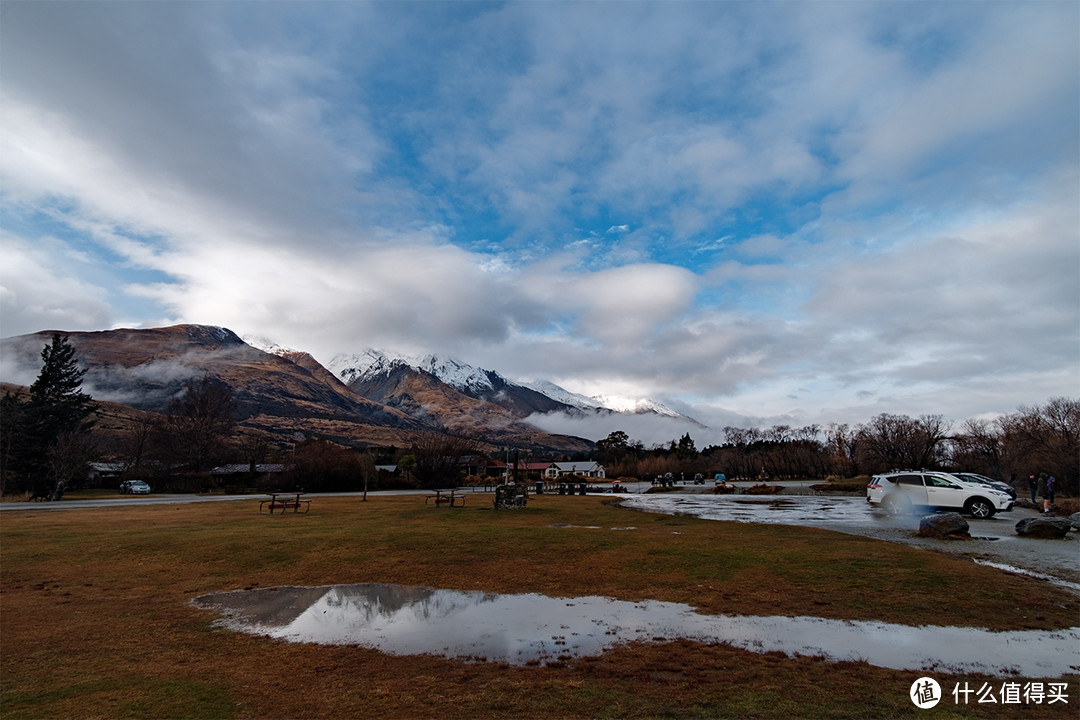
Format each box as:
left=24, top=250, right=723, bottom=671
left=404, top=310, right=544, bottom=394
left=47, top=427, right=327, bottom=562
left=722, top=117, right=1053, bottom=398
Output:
left=1, top=1, right=1077, bottom=445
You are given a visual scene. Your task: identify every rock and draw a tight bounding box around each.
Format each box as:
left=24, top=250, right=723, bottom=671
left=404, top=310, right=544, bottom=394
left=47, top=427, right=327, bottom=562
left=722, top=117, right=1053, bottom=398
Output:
left=1070, top=512, right=1080, bottom=532
left=493, top=483, right=528, bottom=509
left=918, top=513, right=970, bottom=538
left=1014, top=517, right=1072, bottom=538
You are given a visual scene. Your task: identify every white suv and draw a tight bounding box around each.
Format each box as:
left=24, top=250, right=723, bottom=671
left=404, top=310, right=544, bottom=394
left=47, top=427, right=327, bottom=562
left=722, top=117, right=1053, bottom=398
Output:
left=867, top=471, right=1013, bottom=518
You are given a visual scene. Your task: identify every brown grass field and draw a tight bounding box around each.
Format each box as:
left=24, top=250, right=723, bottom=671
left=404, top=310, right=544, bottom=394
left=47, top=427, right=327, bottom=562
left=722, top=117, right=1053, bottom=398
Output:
left=1, top=493, right=1077, bottom=719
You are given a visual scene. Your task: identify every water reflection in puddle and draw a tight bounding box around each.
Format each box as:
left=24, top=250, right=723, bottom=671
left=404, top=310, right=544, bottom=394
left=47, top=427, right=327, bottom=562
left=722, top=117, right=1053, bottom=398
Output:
left=193, top=584, right=1079, bottom=677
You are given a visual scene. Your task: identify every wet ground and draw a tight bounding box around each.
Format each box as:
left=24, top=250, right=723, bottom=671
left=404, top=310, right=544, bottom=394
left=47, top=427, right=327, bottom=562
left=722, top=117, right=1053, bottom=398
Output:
left=181, top=485, right=1079, bottom=676
left=618, top=493, right=1080, bottom=592
left=193, top=583, right=1080, bottom=677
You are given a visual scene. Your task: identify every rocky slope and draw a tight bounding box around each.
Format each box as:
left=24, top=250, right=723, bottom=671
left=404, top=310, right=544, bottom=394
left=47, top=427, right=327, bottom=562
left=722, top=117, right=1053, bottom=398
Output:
left=0, top=326, right=591, bottom=453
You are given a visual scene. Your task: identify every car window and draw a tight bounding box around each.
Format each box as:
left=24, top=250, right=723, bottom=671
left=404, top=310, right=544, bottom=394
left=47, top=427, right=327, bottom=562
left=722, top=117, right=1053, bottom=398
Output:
left=896, top=474, right=923, bottom=486
left=925, top=475, right=958, bottom=488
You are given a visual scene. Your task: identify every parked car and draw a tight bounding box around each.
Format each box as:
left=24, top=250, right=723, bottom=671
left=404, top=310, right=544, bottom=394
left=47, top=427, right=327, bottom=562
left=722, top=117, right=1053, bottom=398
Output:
left=119, top=480, right=151, bottom=495
left=867, top=470, right=1012, bottom=518
left=952, top=472, right=1017, bottom=500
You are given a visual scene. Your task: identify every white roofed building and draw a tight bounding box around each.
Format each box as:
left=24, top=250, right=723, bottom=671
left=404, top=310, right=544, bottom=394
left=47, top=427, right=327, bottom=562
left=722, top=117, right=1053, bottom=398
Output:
left=545, top=462, right=606, bottom=479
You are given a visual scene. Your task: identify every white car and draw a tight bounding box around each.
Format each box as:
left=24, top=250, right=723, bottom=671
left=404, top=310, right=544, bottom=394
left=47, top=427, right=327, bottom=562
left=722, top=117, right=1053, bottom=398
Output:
left=867, top=470, right=1012, bottom=518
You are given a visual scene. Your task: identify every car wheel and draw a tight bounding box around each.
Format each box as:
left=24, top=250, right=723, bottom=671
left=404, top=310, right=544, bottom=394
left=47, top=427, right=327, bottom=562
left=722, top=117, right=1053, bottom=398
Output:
left=883, top=494, right=911, bottom=516
left=965, top=498, right=995, bottom=519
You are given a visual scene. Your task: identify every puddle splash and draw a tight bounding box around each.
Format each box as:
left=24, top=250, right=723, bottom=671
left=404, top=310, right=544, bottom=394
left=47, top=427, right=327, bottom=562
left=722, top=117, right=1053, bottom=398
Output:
left=193, top=584, right=1080, bottom=677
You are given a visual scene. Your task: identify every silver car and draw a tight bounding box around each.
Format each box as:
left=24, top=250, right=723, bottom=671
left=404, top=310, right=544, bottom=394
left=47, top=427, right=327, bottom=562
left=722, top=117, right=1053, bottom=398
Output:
left=952, top=472, right=1017, bottom=501
left=119, top=480, right=151, bottom=495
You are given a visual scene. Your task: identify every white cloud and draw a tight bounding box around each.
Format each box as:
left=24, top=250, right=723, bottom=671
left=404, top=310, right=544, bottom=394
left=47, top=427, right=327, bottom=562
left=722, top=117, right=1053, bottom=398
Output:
left=0, top=234, right=113, bottom=337
left=0, top=1, right=1076, bottom=434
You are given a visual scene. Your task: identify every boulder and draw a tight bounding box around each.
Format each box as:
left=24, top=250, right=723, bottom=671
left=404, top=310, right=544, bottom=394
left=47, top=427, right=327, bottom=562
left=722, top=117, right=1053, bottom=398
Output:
left=1070, top=512, right=1080, bottom=532
left=1014, top=517, right=1072, bottom=539
left=918, top=513, right=970, bottom=538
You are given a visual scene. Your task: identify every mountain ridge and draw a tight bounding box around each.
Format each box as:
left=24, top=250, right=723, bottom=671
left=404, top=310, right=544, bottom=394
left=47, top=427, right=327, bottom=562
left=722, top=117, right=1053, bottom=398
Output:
left=0, top=325, right=594, bottom=454
left=328, top=348, right=703, bottom=426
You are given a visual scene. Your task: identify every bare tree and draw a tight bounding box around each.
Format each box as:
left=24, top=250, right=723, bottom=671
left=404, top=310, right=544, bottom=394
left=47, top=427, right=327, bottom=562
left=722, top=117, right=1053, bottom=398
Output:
left=856, top=414, right=950, bottom=473
left=947, top=418, right=1006, bottom=479
left=121, top=409, right=156, bottom=472
left=998, top=398, right=1079, bottom=495
left=46, top=429, right=96, bottom=498
left=408, top=430, right=481, bottom=489
left=158, top=376, right=237, bottom=472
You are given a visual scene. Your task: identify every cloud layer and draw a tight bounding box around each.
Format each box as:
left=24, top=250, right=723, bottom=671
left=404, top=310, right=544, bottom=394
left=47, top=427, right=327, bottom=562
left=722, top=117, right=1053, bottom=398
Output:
left=1, top=1, right=1077, bottom=443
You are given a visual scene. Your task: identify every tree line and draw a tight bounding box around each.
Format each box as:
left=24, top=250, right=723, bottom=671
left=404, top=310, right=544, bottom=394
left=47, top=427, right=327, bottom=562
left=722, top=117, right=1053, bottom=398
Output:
left=594, top=400, right=1079, bottom=496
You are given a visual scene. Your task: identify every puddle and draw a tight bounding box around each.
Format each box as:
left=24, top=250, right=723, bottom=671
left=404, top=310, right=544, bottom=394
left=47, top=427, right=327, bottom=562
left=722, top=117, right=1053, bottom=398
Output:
left=193, top=583, right=1080, bottom=677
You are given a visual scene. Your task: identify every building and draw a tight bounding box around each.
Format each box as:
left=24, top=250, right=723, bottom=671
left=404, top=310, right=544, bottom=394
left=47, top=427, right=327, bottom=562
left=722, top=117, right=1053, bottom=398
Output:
left=545, top=462, right=606, bottom=479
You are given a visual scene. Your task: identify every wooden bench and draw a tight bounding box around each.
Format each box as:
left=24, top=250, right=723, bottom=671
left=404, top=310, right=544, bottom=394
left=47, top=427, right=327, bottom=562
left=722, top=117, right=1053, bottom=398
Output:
left=260, top=493, right=310, bottom=514
left=425, top=489, right=465, bottom=507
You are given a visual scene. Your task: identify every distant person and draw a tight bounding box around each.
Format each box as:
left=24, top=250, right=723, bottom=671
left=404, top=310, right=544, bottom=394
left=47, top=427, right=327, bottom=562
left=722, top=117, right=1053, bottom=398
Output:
left=1043, top=475, right=1056, bottom=514
left=1036, top=473, right=1052, bottom=514
left=1027, top=474, right=1038, bottom=503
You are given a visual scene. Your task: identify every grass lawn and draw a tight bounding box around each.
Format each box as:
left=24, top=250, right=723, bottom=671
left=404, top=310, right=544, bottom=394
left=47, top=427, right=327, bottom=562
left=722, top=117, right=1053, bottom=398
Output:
left=1, top=493, right=1077, bottom=719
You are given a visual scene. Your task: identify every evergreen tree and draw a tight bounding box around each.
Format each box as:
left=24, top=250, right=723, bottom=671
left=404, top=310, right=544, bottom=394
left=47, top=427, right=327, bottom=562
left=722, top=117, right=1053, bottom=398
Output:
left=29, top=333, right=95, bottom=435
left=676, top=432, right=698, bottom=460
left=2, top=334, right=95, bottom=496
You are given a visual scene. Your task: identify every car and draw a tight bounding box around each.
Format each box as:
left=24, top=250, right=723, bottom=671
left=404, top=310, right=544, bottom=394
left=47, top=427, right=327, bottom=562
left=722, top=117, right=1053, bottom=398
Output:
left=951, top=472, right=1017, bottom=501
left=119, top=480, right=151, bottom=495
left=866, top=470, right=1012, bottom=518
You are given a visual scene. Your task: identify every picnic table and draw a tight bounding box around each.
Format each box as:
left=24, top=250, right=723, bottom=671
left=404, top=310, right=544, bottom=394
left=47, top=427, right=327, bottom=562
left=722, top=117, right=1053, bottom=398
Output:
left=425, top=489, right=465, bottom=507
left=259, top=492, right=310, bottom=515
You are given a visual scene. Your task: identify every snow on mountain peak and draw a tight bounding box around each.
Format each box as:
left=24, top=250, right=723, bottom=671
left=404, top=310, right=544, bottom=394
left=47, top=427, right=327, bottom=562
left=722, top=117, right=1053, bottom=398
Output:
left=522, top=380, right=604, bottom=410
left=243, top=335, right=297, bottom=356
left=328, top=349, right=497, bottom=393
left=591, top=394, right=682, bottom=418
left=412, top=354, right=495, bottom=393
left=327, top=349, right=406, bottom=384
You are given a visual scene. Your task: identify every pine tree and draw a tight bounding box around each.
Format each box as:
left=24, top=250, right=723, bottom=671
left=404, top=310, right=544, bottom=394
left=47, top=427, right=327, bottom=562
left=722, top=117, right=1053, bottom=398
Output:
left=29, top=333, right=95, bottom=435
left=1, top=334, right=95, bottom=496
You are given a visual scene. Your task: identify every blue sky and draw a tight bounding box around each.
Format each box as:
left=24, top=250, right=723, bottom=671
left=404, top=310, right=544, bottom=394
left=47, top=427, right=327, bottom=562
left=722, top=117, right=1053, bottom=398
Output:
left=1, top=1, right=1077, bottom=444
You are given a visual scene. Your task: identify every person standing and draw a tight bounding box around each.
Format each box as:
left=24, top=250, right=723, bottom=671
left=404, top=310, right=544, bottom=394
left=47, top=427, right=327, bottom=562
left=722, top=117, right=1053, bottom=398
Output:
left=1043, top=475, right=1056, bottom=514
left=1027, top=473, right=1038, bottom=503
left=1036, top=473, right=1051, bottom=514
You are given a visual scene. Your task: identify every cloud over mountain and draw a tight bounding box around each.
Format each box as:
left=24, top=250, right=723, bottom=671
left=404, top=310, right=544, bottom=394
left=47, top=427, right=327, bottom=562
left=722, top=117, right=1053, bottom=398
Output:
left=1, top=2, right=1075, bottom=430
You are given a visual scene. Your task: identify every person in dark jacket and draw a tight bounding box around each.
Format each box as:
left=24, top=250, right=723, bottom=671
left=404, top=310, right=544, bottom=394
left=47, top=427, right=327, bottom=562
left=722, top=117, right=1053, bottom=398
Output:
left=1027, top=473, right=1038, bottom=503
left=1037, top=473, right=1053, bottom=514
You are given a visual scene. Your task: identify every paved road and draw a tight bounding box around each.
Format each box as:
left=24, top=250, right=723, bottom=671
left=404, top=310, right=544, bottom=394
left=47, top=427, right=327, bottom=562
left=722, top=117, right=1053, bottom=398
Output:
left=0, top=489, right=432, bottom=512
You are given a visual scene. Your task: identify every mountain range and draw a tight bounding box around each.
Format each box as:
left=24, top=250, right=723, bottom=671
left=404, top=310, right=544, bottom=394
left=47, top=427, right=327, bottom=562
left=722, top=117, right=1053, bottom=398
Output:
left=0, top=325, right=701, bottom=456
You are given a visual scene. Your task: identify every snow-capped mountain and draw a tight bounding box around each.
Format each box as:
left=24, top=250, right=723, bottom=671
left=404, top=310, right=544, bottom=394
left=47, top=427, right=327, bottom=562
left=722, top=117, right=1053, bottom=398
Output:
left=330, top=349, right=703, bottom=427
left=326, top=349, right=405, bottom=385
left=328, top=350, right=499, bottom=395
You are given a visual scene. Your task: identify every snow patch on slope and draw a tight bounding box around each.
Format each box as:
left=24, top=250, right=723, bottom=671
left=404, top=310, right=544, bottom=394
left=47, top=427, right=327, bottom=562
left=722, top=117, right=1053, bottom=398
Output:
left=521, top=380, right=605, bottom=411
left=592, top=395, right=683, bottom=418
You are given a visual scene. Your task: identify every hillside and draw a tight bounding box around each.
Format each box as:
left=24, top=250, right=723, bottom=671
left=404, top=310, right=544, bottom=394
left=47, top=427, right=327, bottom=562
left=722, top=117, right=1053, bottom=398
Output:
left=0, top=325, right=592, bottom=454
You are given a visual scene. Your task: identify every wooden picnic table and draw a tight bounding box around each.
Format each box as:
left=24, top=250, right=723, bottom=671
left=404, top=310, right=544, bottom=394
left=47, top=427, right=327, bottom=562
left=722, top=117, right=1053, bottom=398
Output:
left=259, top=492, right=310, bottom=515
left=425, top=489, right=465, bottom=507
